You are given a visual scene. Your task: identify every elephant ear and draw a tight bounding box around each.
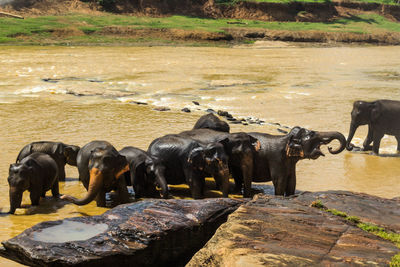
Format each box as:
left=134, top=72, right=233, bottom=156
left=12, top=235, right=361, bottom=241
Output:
left=370, top=102, right=381, bottom=124
left=217, top=137, right=230, bottom=149
left=114, top=155, right=130, bottom=180
left=9, top=163, right=19, bottom=174
left=144, top=158, right=155, bottom=173
left=250, top=136, right=261, bottom=151
left=22, top=158, right=38, bottom=175
left=188, top=147, right=205, bottom=170
left=63, top=146, right=74, bottom=157
left=286, top=127, right=305, bottom=157
left=51, top=143, right=65, bottom=156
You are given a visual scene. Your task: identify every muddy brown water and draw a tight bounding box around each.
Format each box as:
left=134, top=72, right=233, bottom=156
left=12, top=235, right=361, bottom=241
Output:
left=0, top=44, right=399, bottom=266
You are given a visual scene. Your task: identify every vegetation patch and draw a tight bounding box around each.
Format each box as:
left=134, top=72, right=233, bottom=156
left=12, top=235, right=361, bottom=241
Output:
left=1, top=13, right=400, bottom=45
left=311, top=199, right=400, bottom=266
left=215, top=0, right=400, bottom=5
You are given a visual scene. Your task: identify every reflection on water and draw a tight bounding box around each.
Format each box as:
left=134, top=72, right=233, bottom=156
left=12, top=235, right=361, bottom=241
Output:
left=32, top=221, right=108, bottom=243
left=0, top=45, right=400, bottom=266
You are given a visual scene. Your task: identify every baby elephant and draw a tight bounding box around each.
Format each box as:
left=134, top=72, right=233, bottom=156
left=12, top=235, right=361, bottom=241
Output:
left=8, top=152, right=59, bottom=214
left=119, top=146, right=161, bottom=199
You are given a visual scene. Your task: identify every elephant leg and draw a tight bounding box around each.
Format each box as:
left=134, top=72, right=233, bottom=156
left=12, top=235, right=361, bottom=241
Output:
left=51, top=181, right=60, bottom=198
left=285, top=166, right=296, bottom=196
left=79, top=169, right=89, bottom=190
left=270, top=165, right=286, bottom=196
left=56, top=162, right=66, bottom=182
left=242, top=161, right=253, bottom=198
left=185, top=169, right=204, bottom=199
left=95, top=189, right=106, bottom=207
left=231, top=166, right=243, bottom=194
left=371, top=131, right=384, bottom=155
left=214, top=172, right=229, bottom=198
left=362, top=126, right=373, bottom=151
left=30, top=191, right=41, bottom=206
left=116, top=179, right=130, bottom=204
left=213, top=173, right=222, bottom=190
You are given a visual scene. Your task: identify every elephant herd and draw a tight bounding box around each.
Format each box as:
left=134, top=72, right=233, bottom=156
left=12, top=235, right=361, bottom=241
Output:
left=7, top=99, right=400, bottom=214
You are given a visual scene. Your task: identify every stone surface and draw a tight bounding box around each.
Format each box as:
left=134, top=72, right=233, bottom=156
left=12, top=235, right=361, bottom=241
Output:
left=187, top=192, right=400, bottom=267
left=297, top=190, right=400, bottom=234
left=0, top=198, right=246, bottom=266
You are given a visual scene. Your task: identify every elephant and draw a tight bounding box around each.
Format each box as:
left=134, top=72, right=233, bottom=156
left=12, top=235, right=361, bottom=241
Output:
left=179, top=128, right=260, bottom=197
left=8, top=152, right=59, bottom=214
left=16, top=141, right=80, bottom=181
left=148, top=134, right=230, bottom=199
left=193, top=113, right=230, bottom=133
left=346, top=100, right=400, bottom=155
left=249, top=127, right=346, bottom=196
left=119, top=146, right=164, bottom=198
left=61, top=141, right=130, bottom=207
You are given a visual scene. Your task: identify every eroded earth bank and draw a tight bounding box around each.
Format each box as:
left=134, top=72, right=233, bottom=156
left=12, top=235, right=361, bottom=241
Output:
left=1, top=0, right=400, bottom=45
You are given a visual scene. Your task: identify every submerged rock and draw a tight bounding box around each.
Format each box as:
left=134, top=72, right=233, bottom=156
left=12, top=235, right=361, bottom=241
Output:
left=188, top=191, right=400, bottom=266
left=0, top=198, right=245, bottom=266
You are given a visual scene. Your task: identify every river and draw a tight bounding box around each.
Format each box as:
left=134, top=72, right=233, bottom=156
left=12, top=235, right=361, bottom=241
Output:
left=0, top=44, right=399, bottom=266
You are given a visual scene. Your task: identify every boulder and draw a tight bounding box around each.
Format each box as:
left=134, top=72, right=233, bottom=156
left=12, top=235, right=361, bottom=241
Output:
left=296, top=190, right=400, bottom=233
left=0, top=198, right=246, bottom=266
left=188, top=192, right=400, bottom=266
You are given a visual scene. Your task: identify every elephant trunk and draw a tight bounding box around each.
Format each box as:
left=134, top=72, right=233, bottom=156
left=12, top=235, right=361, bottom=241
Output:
left=154, top=167, right=168, bottom=199
left=346, top=123, right=358, bottom=151
left=61, top=168, right=103, bottom=205
left=318, top=131, right=346, bottom=154
left=9, top=187, right=23, bottom=214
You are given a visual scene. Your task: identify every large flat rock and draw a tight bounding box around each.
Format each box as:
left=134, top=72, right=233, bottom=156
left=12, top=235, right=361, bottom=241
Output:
left=187, top=192, right=400, bottom=266
left=0, top=198, right=246, bottom=266
left=296, top=190, right=400, bottom=234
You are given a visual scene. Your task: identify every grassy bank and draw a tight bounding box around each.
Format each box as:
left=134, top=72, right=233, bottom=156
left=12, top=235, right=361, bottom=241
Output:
left=1, top=13, right=400, bottom=45
left=216, top=0, right=400, bottom=4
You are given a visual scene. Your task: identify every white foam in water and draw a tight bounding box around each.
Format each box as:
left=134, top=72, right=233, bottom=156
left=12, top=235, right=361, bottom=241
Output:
left=14, top=86, right=50, bottom=95
left=287, top=91, right=311, bottom=96
left=31, top=221, right=108, bottom=243
left=215, top=97, right=236, bottom=101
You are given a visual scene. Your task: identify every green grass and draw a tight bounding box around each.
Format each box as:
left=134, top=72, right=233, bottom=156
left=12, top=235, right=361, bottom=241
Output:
left=0, top=13, right=399, bottom=45
left=357, top=223, right=400, bottom=266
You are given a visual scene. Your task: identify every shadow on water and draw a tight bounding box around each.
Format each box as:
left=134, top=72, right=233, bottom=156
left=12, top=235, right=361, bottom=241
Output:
left=17, top=198, right=71, bottom=215
left=349, top=150, right=400, bottom=158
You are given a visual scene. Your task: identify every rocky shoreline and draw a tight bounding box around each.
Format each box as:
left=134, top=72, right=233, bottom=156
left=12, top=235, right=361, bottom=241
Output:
left=1, top=191, right=399, bottom=266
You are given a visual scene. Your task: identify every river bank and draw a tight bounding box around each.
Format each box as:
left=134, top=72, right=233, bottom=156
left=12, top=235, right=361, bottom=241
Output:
left=1, top=0, right=400, bottom=46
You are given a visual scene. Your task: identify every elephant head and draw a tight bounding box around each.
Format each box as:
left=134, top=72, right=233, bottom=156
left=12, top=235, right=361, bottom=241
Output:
left=346, top=101, right=374, bottom=151
left=64, top=145, right=80, bottom=166
left=8, top=161, right=35, bottom=214
left=287, top=127, right=346, bottom=159
left=187, top=140, right=230, bottom=179
left=203, top=141, right=230, bottom=179
left=224, top=132, right=260, bottom=160
left=131, top=157, right=160, bottom=199
left=193, top=113, right=230, bottom=133
left=61, top=148, right=129, bottom=205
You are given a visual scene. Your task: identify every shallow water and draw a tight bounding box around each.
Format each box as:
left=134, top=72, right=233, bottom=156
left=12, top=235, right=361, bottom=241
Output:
left=0, top=44, right=400, bottom=266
